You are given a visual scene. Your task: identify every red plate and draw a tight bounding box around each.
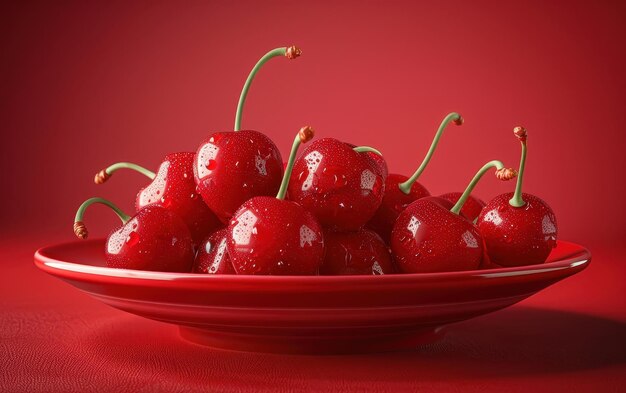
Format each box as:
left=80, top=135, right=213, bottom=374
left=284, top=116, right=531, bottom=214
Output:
left=34, top=239, right=590, bottom=354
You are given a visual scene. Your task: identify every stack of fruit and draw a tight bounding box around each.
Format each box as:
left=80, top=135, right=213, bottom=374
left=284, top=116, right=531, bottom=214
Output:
left=72, top=45, right=558, bottom=275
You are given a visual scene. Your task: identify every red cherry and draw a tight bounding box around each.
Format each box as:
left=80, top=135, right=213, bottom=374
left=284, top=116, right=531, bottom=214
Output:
left=95, top=153, right=222, bottom=245
left=73, top=199, right=194, bottom=272
left=194, top=130, right=283, bottom=223
left=227, top=127, right=324, bottom=275
left=321, top=228, right=394, bottom=275
left=193, top=228, right=235, bottom=274
left=287, top=138, right=385, bottom=231
left=368, top=174, right=429, bottom=243
left=136, top=153, right=221, bottom=244
left=368, top=113, right=462, bottom=242
left=365, top=150, right=389, bottom=179
left=390, top=161, right=517, bottom=273
left=391, top=197, right=483, bottom=273
left=478, top=193, right=557, bottom=266
left=346, top=142, right=388, bottom=179
left=477, top=127, right=557, bottom=266
left=228, top=197, right=324, bottom=275
left=439, top=192, right=486, bottom=222
left=193, top=45, right=301, bottom=223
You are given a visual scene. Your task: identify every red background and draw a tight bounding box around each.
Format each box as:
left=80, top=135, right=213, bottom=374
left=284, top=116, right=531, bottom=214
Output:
left=1, top=1, right=625, bottom=392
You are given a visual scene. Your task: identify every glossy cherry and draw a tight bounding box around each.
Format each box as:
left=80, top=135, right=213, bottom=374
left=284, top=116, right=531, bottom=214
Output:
left=73, top=198, right=194, bottom=272
left=439, top=192, right=486, bottom=222
left=368, top=113, right=463, bottom=243
left=321, top=228, right=394, bottom=275
left=195, top=130, right=283, bottom=223
left=478, top=127, right=557, bottom=266
left=346, top=142, right=388, bottom=179
left=193, top=228, right=235, bottom=274
left=391, top=160, right=517, bottom=273
left=366, top=150, right=389, bottom=179
left=194, top=46, right=302, bottom=223
left=95, top=152, right=221, bottom=244
left=287, top=138, right=385, bottom=231
left=227, top=127, right=325, bottom=275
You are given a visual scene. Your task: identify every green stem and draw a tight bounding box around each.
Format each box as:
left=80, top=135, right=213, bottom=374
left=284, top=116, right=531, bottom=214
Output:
left=74, top=197, right=131, bottom=225
left=450, top=160, right=505, bottom=215
left=398, top=112, right=463, bottom=194
left=353, top=146, right=383, bottom=156
left=105, top=162, right=156, bottom=180
left=276, top=127, right=313, bottom=200
left=509, top=139, right=527, bottom=207
left=234, top=47, right=295, bottom=131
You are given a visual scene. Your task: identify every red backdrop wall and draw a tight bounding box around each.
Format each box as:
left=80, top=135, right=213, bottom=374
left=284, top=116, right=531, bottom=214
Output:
left=2, top=0, right=625, bottom=249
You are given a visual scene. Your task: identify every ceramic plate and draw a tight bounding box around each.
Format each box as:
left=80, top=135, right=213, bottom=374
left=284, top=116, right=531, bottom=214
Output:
left=34, top=239, right=590, bottom=354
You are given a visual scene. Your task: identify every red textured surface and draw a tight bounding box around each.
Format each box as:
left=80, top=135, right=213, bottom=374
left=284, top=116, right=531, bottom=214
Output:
left=2, top=0, right=626, bottom=391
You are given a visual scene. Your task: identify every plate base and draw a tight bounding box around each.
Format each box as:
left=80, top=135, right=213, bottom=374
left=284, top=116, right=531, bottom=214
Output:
left=179, top=326, right=446, bottom=354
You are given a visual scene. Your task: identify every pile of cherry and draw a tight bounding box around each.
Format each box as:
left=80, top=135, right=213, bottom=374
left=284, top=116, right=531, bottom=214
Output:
left=73, top=45, right=558, bottom=275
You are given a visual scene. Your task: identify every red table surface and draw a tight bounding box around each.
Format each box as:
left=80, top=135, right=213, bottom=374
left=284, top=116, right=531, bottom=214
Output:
left=1, top=231, right=624, bottom=393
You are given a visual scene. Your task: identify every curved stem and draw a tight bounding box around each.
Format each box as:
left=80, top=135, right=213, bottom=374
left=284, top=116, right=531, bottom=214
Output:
left=234, top=46, right=300, bottom=131
left=398, top=112, right=463, bottom=194
left=73, top=197, right=131, bottom=239
left=106, top=162, right=155, bottom=179
left=450, top=160, right=505, bottom=215
left=509, top=139, right=527, bottom=207
left=276, top=126, right=314, bottom=200
left=353, top=146, right=383, bottom=156
left=75, top=197, right=131, bottom=224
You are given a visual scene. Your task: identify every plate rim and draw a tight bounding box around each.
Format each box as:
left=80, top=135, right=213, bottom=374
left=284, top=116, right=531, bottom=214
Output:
left=34, top=239, right=591, bottom=285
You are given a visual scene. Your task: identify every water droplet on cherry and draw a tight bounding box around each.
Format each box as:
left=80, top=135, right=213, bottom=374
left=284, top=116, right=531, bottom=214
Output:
left=206, top=159, right=217, bottom=170
left=126, top=231, right=139, bottom=247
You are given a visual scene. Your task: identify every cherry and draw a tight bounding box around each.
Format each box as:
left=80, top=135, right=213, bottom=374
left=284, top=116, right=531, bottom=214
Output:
left=366, top=150, right=389, bottom=179
left=194, top=46, right=302, bottom=223
left=195, top=130, right=283, bottom=223
left=95, top=152, right=221, bottom=244
left=73, top=198, right=194, bottom=272
left=287, top=138, right=385, bottom=231
left=367, top=173, right=429, bottom=243
left=193, top=228, right=234, bottom=274
left=477, top=127, right=557, bottom=266
left=391, top=160, right=517, bottom=273
left=227, top=127, right=325, bottom=275
left=346, top=142, right=388, bottom=179
left=438, top=192, right=486, bottom=222
left=321, top=228, right=394, bottom=275
left=368, top=113, right=463, bottom=243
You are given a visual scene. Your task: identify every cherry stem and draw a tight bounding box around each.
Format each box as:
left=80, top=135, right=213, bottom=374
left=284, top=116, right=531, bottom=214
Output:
left=398, top=112, right=463, bottom=194
left=450, top=160, right=513, bottom=215
left=353, top=146, right=383, bottom=156
left=509, top=126, right=527, bottom=207
left=276, top=126, right=314, bottom=200
left=234, top=46, right=301, bottom=131
left=73, top=197, right=131, bottom=239
left=95, top=162, right=156, bottom=184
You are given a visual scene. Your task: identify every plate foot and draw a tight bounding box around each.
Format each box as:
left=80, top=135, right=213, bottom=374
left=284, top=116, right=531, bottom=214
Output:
left=179, top=326, right=445, bottom=355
